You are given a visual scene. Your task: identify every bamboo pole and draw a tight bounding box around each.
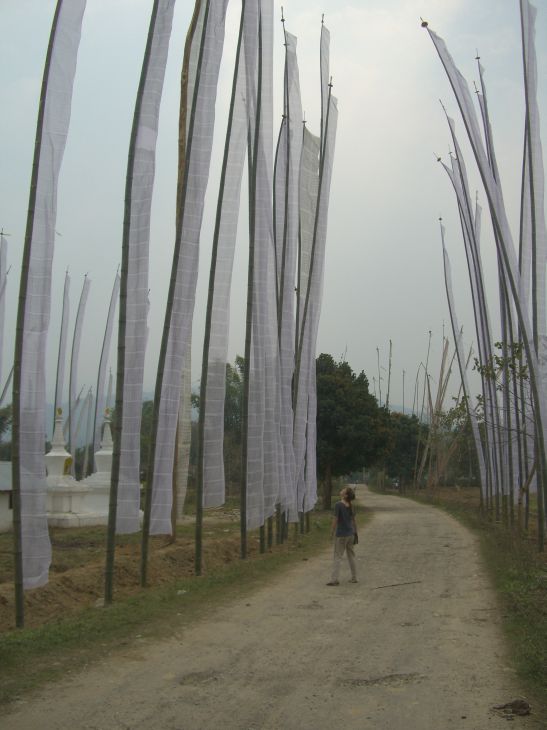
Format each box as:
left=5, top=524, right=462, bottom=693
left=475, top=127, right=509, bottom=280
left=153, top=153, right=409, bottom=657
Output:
left=11, top=0, right=64, bottom=628
left=68, top=275, right=89, bottom=460
left=195, top=0, right=245, bottom=576
left=82, top=388, right=94, bottom=479
left=274, top=15, right=289, bottom=537
left=92, top=270, right=119, bottom=466
left=376, top=346, right=382, bottom=408
left=170, top=422, right=178, bottom=543
left=385, top=339, right=392, bottom=411
left=519, top=5, right=547, bottom=545
left=105, top=0, right=162, bottom=605
left=294, top=121, right=306, bottom=366
left=53, top=270, right=70, bottom=437
left=141, top=0, right=209, bottom=587
left=427, top=23, right=547, bottom=548
left=449, top=161, right=498, bottom=512
left=241, top=12, right=264, bottom=561
left=277, top=12, right=291, bottom=343
left=293, top=79, right=333, bottom=411
left=412, top=331, right=431, bottom=488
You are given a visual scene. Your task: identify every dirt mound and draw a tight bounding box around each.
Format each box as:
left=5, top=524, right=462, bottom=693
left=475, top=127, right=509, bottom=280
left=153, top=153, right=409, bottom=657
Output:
left=0, top=526, right=258, bottom=632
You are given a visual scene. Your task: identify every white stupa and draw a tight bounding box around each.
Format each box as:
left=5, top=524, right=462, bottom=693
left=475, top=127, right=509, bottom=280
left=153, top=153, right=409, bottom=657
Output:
left=46, top=409, right=110, bottom=527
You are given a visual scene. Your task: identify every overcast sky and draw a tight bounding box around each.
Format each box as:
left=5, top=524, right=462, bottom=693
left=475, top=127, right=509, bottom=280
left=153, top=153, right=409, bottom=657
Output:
left=1, top=0, right=546, bottom=419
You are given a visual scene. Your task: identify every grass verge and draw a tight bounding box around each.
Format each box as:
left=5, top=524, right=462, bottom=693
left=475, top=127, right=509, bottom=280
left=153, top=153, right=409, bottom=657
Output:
left=0, top=511, right=333, bottom=707
left=390, top=487, right=547, bottom=710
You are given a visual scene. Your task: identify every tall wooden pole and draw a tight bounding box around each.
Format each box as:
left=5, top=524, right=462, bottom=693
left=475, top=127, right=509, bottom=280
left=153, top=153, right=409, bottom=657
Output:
left=293, top=79, right=333, bottom=411
left=241, top=14, right=264, bottom=561
left=141, top=0, right=209, bottom=587
left=195, top=0, right=246, bottom=575
left=11, top=0, right=64, bottom=628
left=105, top=0, right=162, bottom=605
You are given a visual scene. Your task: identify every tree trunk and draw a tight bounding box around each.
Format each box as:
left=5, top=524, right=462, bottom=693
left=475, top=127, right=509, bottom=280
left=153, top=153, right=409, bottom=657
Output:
left=322, top=463, right=333, bottom=510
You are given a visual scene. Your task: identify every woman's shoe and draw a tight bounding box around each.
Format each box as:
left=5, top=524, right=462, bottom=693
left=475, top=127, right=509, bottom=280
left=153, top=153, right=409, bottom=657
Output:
left=326, top=581, right=339, bottom=586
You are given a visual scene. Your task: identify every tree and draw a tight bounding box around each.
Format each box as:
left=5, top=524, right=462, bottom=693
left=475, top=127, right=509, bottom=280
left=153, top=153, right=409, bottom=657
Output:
left=382, top=411, right=422, bottom=488
left=316, top=354, right=384, bottom=509
left=0, top=404, right=11, bottom=440
left=0, top=404, right=12, bottom=460
left=191, top=356, right=244, bottom=495
left=223, top=357, right=244, bottom=493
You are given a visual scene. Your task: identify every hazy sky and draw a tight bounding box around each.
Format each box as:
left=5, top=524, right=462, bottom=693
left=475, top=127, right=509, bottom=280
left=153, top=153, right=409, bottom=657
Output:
left=1, top=0, right=546, bottom=417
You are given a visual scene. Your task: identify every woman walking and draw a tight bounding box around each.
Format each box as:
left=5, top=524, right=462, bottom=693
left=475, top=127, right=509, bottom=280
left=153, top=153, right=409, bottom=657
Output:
left=327, top=486, right=358, bottom=585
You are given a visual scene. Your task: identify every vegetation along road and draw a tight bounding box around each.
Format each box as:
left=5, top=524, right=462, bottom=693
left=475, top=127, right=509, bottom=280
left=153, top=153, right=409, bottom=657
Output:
left=2, top=486, right=540, bottom=729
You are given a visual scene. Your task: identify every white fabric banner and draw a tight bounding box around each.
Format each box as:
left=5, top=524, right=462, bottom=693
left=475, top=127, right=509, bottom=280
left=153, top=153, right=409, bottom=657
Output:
left=17, top=0, right=87, bottom=589
left=68, top=275, right=90, bottom=459
left=293, top=128, right=320, bottom=516
left=0, top=235, right=8, bottom=391
left=442, top=146, right=500, bottom=496
left=116, top=0, right=176, bottom=533
left=175, top=340, right=192, bottom=516
left=427, top=27, right=544, bottom=397
left=93, top=272, right=120, bottom=460
left=275, top=29, right=303, bottom=517
left=320, top=23, right=330, bottom=160
left=294, top=95, right=337, bottom=516
left=476, top=61, right=521, bottom=500
left=53, top=271, right=70, bottom=425
left=441, top=231, right=487, bottom=494
left=521, top=0, right=547, bottom=436
left=429, top=20, right=547, bottom=494
left=202, top=1, right=258, bottom=509
left=303, top=96, right=338, bottom=513
left=150, top=0, right=229, bottom=533
left=245, top=0, right=279, bottom=530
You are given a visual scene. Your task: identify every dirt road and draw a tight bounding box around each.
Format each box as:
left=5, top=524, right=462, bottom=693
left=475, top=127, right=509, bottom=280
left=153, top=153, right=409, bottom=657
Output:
left=2, top=487, right=539, bottom=729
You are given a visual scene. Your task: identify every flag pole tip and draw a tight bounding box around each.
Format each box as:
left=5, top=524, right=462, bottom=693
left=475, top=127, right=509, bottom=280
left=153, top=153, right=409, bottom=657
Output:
left=420, top=18, right=429, bottom=27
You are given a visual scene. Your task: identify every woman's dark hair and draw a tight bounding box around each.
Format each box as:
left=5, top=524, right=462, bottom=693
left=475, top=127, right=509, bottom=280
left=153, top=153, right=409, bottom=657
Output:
left=345, top=487, right=356, bottom=501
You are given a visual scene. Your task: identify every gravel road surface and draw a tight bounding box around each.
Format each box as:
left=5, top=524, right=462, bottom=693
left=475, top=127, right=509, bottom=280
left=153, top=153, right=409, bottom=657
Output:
left=2, top=486, right=540, bottom=729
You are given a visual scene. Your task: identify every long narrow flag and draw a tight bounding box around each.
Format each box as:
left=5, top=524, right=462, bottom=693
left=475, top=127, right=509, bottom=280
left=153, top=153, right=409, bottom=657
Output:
left=12, top=0, right=86, bottom=614
left=53, top=270, right=70, bottom=434
left=111, top=0, right=177, bottom=537
left=441, top=227, right=487, bottom=494
left=200, top=0, right=255, bottom=512
left=92, top=271, right=120, bottom=461
left=147, top=0, right=230, bottom=535
left=275, top=26, right=303, bottom=519
left=425, top=15, right=547, bottom=516
left=0, top=235, right=8, bottom=391
left=68, top=274, right=90, bottom=460
left=244, top=0, right=278, bottom=531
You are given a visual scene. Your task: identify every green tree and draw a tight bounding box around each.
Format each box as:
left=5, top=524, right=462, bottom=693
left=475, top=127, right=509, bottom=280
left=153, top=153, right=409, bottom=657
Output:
left=223, top=357, right=244, bottom=493
left=140, top=400, right=154, bottom=483
left=0, top=404, right=11, bottom=440
left=316, top=353, right=384, bottom=509
left=191, top=356, right=244, bottom=495
left=382, top=411, right=422, bottom=488
left=0, top=404, right=12, bottom=460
